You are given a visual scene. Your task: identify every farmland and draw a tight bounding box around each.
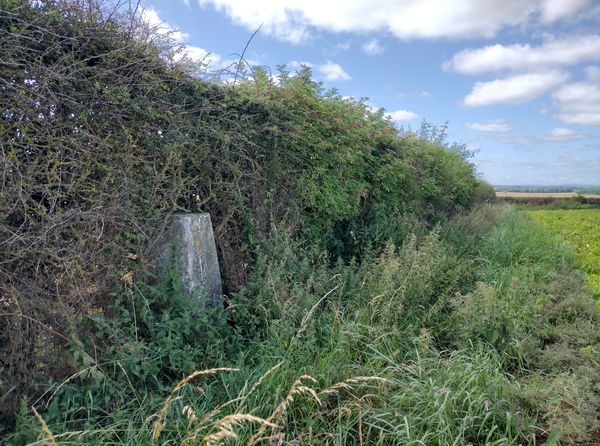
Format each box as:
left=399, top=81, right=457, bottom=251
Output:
left=496, top=192, right=600, bottom=198
left=529, top=209, right=600, bottom=300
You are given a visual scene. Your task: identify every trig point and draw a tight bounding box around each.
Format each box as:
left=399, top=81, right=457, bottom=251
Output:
left=161, top=213, right=222, bottom=306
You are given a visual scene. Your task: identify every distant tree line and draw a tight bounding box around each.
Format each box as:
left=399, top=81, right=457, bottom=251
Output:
left=495, top=185, right=600, bottom=194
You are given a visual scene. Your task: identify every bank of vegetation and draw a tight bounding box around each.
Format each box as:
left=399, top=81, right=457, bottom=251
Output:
left=1, top=1, right=599, bottom=445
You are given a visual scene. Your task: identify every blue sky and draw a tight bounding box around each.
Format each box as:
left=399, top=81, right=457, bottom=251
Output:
left=138, top=0, right=600, bottom=186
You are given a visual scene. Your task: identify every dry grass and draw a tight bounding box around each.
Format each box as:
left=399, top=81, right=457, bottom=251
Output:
left=318, top=376, right=392, bottom=397
left=150, top=366, right=324, bottom=445
left=246, top=375, right=322, bottom=446
left=151, top=368, right=239, bottom=440
left=31, top=407, right=58, bottom=446
left=201, top=414, right=277, bottom=446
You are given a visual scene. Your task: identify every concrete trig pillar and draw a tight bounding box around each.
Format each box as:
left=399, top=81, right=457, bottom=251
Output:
left=162, top=213, right=222, bottom=306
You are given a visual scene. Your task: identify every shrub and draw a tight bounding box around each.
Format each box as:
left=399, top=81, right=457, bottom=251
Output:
left=473, top=179, right=497, bottom=203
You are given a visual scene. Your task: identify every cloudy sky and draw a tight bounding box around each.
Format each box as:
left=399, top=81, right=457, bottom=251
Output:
left=139, top=0, right=600, bottom=186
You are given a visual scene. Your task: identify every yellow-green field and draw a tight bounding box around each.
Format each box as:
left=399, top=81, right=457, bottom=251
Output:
left=528, top=209, right=600, bottom=300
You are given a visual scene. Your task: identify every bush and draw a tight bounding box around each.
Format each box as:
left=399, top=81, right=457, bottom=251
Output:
left=473, top=179, right=497, bottom=203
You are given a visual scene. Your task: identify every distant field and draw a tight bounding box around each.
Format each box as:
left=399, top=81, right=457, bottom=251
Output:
left=497, top=192, right=600, bottom=198
left=529, top=209, right=600, bottom=301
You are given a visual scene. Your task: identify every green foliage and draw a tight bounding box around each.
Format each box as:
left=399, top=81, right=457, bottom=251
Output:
left=450, top=281, right=528, bottom=365
left=0, top=0, right=192, bottom=417
left=367, top=349, right=525, bottom=445
left=28, top=263, right=234, bottom=433
left=0, top=0, right=481, bottom=416
left=6, top=205, right=600, bottom=445
left=473, top=179, right=498, bottom=203
left=470, top=209, right=600, bottom=438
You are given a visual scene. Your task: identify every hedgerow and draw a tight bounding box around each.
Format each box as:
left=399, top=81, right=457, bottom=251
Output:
left=0, top=0, right=482, bottom=426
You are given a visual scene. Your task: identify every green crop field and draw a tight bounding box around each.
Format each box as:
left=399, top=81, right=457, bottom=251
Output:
left=529, top=209, right=600, bottom=301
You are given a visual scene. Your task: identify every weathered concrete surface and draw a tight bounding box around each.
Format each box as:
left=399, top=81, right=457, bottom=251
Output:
left=161, top=213, right=222, bottom=306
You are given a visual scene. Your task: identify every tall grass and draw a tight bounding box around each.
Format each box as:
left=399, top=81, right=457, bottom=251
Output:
left=7, top=205, right=600, bottom=445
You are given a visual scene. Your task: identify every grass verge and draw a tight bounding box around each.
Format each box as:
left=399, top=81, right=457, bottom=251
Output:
left=6, top=205, right=599, bottom=445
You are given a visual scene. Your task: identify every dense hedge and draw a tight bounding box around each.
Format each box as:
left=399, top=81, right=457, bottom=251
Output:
left=0, top=0, right=483, bottom=425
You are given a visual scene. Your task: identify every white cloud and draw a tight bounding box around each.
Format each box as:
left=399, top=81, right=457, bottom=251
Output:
left=553, top=66, right=600, bottom=125
left=539, top=127, right=584, bottom=141
left=317, top=61, right=351, bottom=81
left=196, top=0, right=592, bottom=43
left=361, top=39, right=384, bottom=56
left=444, top=34, right=600, bottom=74
left=540, top=0, right=592, bottom=22
left=491, top=128, right=588, bottom=146
left=466, top=119, right=512, bottom=132
left=463, top=71, right=569, bottom=107
left=140, top=8, right=189, bottom=42
left=355, top=100, right=381, bottom=115
left=495, top=134, right=589, bottom=147
left=387, top=110, right=420, bottom=121
left=288, top=60, right=351, bottom=81
left=179, top=45, right=221, bottom=65
left=140, top=8, right=220, bottom=67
